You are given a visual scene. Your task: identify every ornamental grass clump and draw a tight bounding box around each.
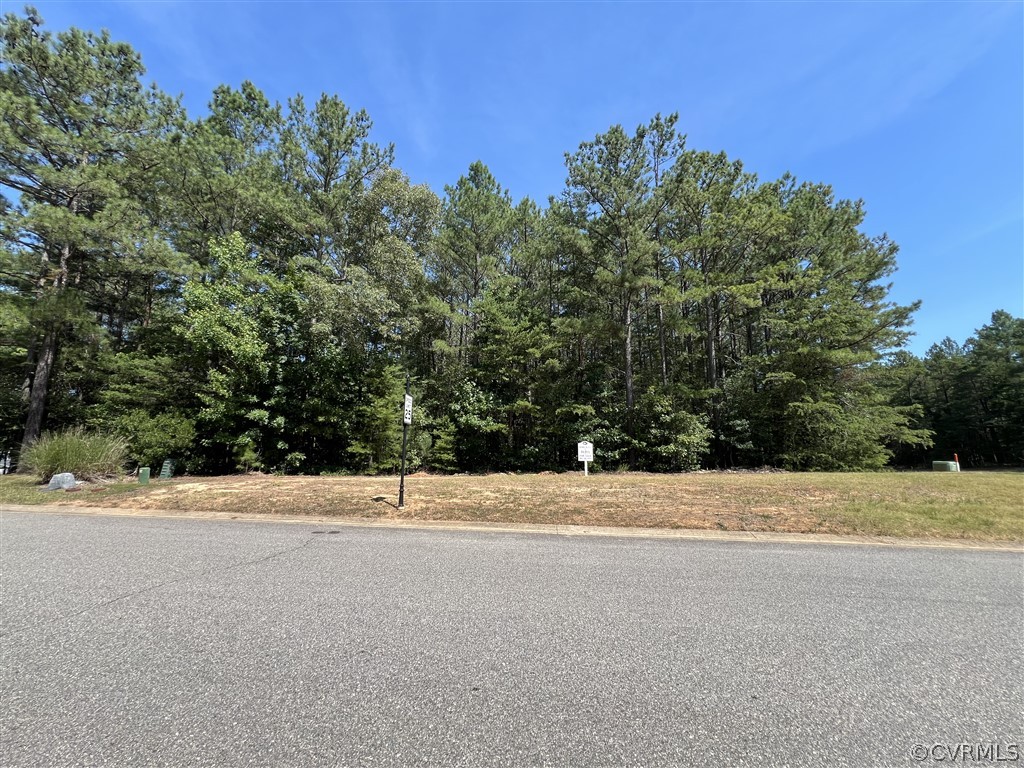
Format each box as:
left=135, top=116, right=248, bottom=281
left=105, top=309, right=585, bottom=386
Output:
left=19, top=428, right=128, bottom=482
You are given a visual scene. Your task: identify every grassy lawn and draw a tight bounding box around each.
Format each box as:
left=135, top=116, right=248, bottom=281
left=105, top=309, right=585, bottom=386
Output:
left=0, top=475, right=141, bottom=505
left=2, top=470, right=1021, bottom=542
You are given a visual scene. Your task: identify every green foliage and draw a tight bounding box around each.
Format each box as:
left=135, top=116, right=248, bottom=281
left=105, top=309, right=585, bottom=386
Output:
left=18, top=427, right=127, bottom=481
left=176, top=232, right=290, bottom=472
left=0, top=287, right=29, bottom=455
left=232, top=434, right=262, bottom=473
left=420, top=417, right=458, bottom=472
left=113, top=410, right=195, bottom=469
left=634, top=389, right=712, bottom=471
left=779, top=397, right=931, bottom=471
left=346, top=366, right=405, bottom=473
left=0, top=7, right=178, bottom=444
left=962, top=311, right=1024, bottom=464
left=885, top=311, right=1023, bottom=467
left=8, top=9, right=1011, bottom=477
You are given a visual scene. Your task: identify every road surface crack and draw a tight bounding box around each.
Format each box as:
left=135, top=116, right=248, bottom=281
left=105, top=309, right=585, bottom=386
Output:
left=1, top=535, right=321, bottom=637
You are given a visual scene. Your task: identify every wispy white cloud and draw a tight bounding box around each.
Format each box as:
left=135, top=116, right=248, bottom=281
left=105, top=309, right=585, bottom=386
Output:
left=113, top=1, right=220, bottom=96
left=739, top=3, right=1015, bottom=159
left=351, top=4, right=442, bottom=163
left=112, top=1, right=266, bottom=113
left=930, top=202, right=1024, bottom=258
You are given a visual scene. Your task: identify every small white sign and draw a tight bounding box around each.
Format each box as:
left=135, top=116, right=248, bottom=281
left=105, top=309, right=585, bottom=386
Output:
left=403, top=394, right=413, bottom=425
left=577, top=441, right=593, bottom=462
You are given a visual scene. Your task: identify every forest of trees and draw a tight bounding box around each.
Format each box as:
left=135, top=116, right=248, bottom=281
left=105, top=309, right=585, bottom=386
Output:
left=2, top=9, right=1021, bottom=474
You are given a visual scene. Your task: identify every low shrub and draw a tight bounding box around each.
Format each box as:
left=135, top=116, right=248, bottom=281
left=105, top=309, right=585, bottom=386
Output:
left=113, top=409, right=195, bottom=469
left=19, top=428, right=128, bottom=482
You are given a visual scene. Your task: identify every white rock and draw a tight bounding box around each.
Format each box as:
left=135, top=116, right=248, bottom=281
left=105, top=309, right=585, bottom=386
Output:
left=45, top=472, right=78, bottom=490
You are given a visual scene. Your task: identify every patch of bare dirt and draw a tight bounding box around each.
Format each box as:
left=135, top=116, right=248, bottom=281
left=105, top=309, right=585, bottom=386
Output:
left=47, top=470, right=1022, bottom=541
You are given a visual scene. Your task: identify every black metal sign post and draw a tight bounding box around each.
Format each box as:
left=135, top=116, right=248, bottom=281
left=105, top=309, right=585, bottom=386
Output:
left=398, top=375, right=411, bottom=508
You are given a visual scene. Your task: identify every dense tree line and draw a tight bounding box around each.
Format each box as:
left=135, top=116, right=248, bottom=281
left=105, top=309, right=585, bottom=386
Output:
left=1, top=10, right=1020, bottom=473
left=885, top=311, right=1024, bottom=468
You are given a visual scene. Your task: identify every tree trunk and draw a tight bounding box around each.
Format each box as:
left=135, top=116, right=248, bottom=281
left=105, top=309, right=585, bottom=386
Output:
left=704, top=297, right=718, bottom=389
left=655, top=257, right=668, bottom=387
left=22, top=328, right=57, bottom=446
left=651, top=198, right=668, bottom=387
left=23, top=232, right=72, bottom=446
left=624, top=298, right=635, bottom=422
left=20, top=343, right=37, bottom=403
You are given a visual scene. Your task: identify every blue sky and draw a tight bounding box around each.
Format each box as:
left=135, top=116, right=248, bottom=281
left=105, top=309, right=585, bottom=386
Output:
left=25, top=0, right=1024, bottom=355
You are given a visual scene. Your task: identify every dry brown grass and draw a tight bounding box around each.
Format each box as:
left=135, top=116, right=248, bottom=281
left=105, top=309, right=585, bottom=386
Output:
left=5, top=470, right=1021, bottom=541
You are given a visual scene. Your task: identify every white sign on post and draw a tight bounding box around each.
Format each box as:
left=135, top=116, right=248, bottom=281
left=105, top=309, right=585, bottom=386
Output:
left=577, top=441, right=593, bottom=475
left=403, top=394, right=413, bottom=425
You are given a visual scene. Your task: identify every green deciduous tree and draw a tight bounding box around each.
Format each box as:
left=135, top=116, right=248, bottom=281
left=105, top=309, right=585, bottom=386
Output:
left=3, top=8, right=987, bottom=475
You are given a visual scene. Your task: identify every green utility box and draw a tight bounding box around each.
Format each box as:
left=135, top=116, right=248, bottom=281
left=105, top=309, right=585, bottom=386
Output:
left=931, top=461, right=958, bottom=472
left=139, top=466, right=151, bottom=484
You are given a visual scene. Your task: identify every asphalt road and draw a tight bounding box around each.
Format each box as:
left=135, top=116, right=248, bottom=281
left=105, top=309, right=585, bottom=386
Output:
left=1, top=512, right=1021, bottom=768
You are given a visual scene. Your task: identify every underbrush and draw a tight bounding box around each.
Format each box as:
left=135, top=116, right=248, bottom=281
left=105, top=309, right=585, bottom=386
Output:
left=18, top=429, right=128, bottom=482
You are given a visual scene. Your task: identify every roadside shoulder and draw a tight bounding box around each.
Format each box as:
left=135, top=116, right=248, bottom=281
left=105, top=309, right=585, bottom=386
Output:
left=2, top=503, right=1020, bottom=553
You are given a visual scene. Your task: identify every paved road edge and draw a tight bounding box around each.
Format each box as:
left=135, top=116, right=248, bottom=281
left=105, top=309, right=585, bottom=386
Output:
left=2, top=502, right=1021, bottom=552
